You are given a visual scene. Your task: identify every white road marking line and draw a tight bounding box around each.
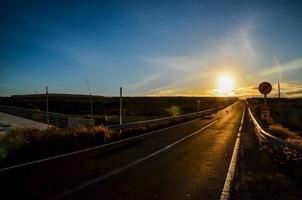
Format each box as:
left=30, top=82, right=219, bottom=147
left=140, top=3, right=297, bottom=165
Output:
left=54, top=120, right=218, bottom=199
left=219, top=103, right=246, bottom=200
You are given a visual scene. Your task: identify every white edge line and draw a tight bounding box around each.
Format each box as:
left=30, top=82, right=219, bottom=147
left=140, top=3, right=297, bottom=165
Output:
left=54, top=120, right=218, bottom=199
left=0, top=115, right=210, bottom=172
left=219, top=102, right=246, bottom=200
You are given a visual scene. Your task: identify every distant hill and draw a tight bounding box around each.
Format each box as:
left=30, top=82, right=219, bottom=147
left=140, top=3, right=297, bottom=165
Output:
left=11, top=93, right=105, bottom=99
left=0, top=94, right=238, bottom=116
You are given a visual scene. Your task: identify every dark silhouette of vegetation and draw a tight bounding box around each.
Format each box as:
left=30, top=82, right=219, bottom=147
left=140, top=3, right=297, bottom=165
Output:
left=0, top=94, right=237, bottom=116
left=0, top=126, right=111, bottom=168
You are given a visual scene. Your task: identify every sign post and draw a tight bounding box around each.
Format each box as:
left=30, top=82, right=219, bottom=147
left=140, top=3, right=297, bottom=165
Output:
left=196, top=100, right=201, bottom=112
left=258, top=82, right=272, bottom=120
left=260, top=105, right=270, bottom=120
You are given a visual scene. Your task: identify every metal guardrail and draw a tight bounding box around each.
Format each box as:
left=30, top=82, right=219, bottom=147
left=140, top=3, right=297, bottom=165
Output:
left=0, top=105, right=67, bottom=128
left=247, top=103, right=302, bottom=152
left=109, top=106, right=223, bottom=130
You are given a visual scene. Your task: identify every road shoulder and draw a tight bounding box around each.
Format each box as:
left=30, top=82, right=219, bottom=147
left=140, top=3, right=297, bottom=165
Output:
left=232, top=119, right=302, bottom=200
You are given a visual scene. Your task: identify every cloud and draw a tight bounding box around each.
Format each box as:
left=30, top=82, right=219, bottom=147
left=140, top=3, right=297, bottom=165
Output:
left=148, top=82, right=302, bottom=97
left=285, top=89, right=302, bottom=96
left=276, top=82, right=302, bottom=97
left=232, top=86, right=259, bottom=97
left=131, top=15, right=302, bottom=98
left=260, top=58, right=302, bottom=77
left=148, top=85, right=218, bottom=96
left=130, top=19, right=259, bottom=96
left=131, top=54, right=215, bottom=95
left=229, top=82, right=302, bottom=98
left=128, top=73, right=162, bottom=89
left=218, top=20, right=258, bottom=63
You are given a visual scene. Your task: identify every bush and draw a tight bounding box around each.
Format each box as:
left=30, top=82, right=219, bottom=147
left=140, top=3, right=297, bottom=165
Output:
left=268, top=124, right=302, bottom=151
left=286, top=138, right=302, bottom=148
left=0, top=126, right=111, bottom=167
left=268, top=124, right=299, bottom=140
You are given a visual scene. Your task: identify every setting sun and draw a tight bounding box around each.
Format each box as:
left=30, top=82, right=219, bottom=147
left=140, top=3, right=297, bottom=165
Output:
left=218, top=75, right=235, bottom=95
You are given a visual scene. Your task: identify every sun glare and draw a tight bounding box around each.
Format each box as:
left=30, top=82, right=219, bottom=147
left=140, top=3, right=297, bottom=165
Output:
left=218, top=75, right=235, bottom=95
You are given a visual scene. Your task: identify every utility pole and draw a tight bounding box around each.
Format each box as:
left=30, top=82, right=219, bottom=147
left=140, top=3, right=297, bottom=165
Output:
left=278, top=82, right=281, bottom=98
left=84, top=77, right=94, bottom=120
left=89, top=93, right=93, bottom=120
left=46, top=85, right=49, bottom=128
left=120, top=87, right=123, bottom=125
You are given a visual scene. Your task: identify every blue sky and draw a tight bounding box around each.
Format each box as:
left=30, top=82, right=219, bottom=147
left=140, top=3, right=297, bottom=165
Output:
left=1, top=0, right=302, bottom=97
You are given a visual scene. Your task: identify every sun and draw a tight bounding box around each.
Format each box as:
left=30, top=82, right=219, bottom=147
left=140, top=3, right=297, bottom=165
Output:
left=218, top=75, right=235, bottom=95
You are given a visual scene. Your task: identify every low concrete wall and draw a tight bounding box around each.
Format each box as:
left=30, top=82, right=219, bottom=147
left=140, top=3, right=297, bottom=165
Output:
left=67, top=118, right=95, bottom=128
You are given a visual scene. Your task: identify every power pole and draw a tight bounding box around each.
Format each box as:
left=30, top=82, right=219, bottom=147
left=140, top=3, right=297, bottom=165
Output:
left=120, top=87, right=123, bottom=125
left=46, top=85, right=49, bottom=128
left=278, top=82, right=281, bottom=98
left=84, top=77, right=94, bottom=120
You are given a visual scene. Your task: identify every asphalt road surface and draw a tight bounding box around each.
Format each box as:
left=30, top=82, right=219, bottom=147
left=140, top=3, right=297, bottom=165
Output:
left=0, top=101, right=243, bottom=200
left=0, top=112, right=48, bottom=134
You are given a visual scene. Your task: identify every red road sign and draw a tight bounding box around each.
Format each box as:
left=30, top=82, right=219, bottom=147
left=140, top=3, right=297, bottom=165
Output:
left=258, top=82, right=272, bottom=95
left=261, top=105, right=270, bottom=111
left=260, top=105, right=270, bottom=120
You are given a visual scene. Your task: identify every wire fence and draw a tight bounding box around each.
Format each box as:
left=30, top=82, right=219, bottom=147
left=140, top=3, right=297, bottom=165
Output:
left=0, top=105, right=67, bottom=128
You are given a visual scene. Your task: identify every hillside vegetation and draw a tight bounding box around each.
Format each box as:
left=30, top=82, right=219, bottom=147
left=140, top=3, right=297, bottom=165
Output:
left=0, top=95, right=238, bottom=117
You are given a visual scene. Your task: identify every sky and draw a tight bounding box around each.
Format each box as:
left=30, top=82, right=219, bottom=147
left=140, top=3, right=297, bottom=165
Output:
left=1, top=0, right=302, bottom=97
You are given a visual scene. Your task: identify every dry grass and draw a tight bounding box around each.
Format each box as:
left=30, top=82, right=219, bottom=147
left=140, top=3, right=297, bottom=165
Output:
left=268, top=124, right=302, bottom=154
left=0, top=125, right=111, bottom=167
left=286, top=138, right=302, bottom=148
left=268, top=124, right=299, bottom=140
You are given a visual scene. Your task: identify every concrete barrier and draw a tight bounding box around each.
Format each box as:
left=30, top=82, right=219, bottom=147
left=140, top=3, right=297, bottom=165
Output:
left=67, top=118, right=95, bottom=128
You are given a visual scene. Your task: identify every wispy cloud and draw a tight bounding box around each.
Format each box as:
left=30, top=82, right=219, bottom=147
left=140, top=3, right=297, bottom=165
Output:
left=276, top=82, right=302, bottom=97
left=232, top=86, right=259, bottom=97
left=260, top=58, right=302, bottom=77
left=148, top=85, right=218, bottom=96
left=128, top=73, right=162, bottom=89
left=230, top=82, right=302, bottom=98
left=130, top=19, right=259, bottom=96
left=146, top=81, right=302, bottom=97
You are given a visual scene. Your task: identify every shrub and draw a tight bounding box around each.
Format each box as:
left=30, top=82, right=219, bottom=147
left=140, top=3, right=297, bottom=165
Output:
left=0, top=125, right=111, bottom=167
left=268, top=124, right=299, bottom=140
left=268, top=124, right=302, bottom=150
left=286, top=138, right=302, bottom=148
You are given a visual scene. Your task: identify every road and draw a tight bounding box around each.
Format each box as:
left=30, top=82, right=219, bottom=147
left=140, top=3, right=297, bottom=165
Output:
left=0, top=101, right=243, bottom=200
